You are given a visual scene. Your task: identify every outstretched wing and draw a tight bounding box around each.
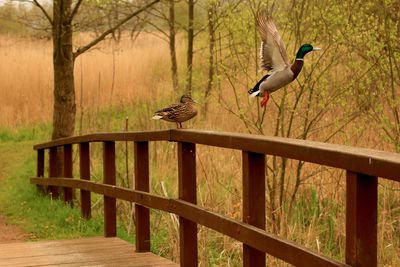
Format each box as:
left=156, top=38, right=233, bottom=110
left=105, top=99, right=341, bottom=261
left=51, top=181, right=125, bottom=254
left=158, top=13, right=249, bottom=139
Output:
left=257, top=14, right=290, bottom=72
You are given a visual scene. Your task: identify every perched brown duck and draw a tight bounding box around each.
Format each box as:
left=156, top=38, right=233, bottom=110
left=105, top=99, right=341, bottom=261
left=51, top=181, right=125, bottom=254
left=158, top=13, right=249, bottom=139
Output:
left=152, top=94, right=198, bottom=128
left=249, top=14, right=321, bottom=107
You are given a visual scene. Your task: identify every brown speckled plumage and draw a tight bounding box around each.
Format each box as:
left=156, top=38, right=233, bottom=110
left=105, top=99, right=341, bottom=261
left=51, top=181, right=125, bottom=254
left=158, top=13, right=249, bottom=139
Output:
left=152, top=94, right=198, bottom=128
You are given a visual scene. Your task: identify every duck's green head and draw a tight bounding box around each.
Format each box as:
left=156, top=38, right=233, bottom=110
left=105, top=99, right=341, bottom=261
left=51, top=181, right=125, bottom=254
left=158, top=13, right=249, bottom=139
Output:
left=296, top=44, right=321, bottom=59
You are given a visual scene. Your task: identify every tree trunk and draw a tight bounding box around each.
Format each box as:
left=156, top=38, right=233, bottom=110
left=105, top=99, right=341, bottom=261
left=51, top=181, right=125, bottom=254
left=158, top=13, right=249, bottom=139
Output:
left=186, top=0, right=194, bottom=94
left=169, top=0, right=179, bottom=92
left=52, top=0, right=76, bottom=141
left=204, top=1, right=216, bottom=115
left=48, top=0, right=160, bottom=142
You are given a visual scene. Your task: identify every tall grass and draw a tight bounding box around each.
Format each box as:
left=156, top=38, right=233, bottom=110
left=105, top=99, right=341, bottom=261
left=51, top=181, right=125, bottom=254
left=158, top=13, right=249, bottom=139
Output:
left=0, top=33, right=175, bottom=128
left=0, top=34, right=399, bottom=265
left=0, top=36, right=53, bottom=127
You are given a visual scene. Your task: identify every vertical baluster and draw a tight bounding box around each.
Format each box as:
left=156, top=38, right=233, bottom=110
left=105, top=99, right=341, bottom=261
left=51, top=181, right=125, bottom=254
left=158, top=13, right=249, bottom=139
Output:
left=49, top=147, right=59, bottom=199
left=178, top=142, right=197, bottom=267
left=37, top=149, right=45, bottom=177
left=346, top=171, right=377, bottom=267
left=103, top=141, right=116, bottom=237
left=63, top=144, right=73, bottom=207
left=80, top=142, right=91, bottom=219
left=36, top=149, right=45, bottom=192
left=242, top=151, right=265, bottom=267
left=134, top=141, right=150, bottom=252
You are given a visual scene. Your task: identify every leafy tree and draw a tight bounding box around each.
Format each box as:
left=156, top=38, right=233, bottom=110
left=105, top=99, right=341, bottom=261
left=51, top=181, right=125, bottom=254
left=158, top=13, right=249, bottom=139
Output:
left=331, top=0, right=400, bottom=152
left=202, top=0, right=243, bottom=114
left=0, top=1, right=35, bottom=35
left=214, top=0, right=361, bottom=234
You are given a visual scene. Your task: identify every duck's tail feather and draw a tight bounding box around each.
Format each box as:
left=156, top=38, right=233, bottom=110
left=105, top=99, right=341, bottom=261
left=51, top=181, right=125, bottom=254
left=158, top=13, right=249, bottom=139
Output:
left=152, top=115, right=163, bottom=120
left=249, top=74, right=270, bottom=97
left=249, top=90, right=260, bottom=98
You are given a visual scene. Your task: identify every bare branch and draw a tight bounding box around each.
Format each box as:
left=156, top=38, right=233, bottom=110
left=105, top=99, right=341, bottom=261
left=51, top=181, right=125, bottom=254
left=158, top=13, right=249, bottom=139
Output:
left=32, top=0, right=53, bottom=25
left=68, top=0, right=83, bottom=23
left=144, top=19, right=169, bottom=38
left=143, top=30, right=169, bottom=43
left=146, top=7, right=169, bottom=21
left=74, top=0, right=160, bottom=59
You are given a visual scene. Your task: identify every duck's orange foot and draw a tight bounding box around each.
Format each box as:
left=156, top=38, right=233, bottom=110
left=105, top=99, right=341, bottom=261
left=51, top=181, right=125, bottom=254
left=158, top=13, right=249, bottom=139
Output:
left=260, top=93, right=270, bottom=107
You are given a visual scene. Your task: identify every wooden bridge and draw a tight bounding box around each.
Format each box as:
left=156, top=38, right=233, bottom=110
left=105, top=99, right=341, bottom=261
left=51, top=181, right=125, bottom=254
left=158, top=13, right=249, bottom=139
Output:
left=5, top=129, right=400, bottom=266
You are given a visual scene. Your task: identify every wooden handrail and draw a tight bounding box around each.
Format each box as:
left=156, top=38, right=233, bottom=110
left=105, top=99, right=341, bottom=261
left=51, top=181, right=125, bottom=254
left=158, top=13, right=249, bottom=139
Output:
left=33, top=130, right=171, bottom=150
left=33, top=129, right=400, bottom=181
left=31, top=129, right=400, bottom=267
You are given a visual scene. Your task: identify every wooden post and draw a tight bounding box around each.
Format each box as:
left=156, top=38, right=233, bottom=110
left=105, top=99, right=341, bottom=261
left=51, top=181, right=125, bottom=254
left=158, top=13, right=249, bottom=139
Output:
left=134, top=141, right=150, bottom=252
left=346, top=171, right=377, bottom=267
left=178, top=142, right=198, bottom=267
left=49, top=147, right=59, bottom=199
left=63, top=144, right=73, bottom=207
left=242, top=151, right=266, bottom=267
left=103, top=141, right=116, bottom=237
left=80, top=142, right=91, bottom=219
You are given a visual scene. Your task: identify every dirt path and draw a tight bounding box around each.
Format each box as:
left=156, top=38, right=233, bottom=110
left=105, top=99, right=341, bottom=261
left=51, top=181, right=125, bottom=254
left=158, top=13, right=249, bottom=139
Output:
left=0, top=214, right=28, bottom=243
left=0, top=142, right=30, bottom=243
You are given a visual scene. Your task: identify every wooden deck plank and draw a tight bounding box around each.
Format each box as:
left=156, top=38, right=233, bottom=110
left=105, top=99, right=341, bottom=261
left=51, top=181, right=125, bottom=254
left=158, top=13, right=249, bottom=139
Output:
left=0, top=236, right=121, bottom=254
left=0, top=237, right=178, bottom=267
left=48, top=255, right=180, bottom=267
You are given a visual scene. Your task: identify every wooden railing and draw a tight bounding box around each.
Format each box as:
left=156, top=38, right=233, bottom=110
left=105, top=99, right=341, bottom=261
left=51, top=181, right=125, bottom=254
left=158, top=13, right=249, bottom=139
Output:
left=31, top=129, right=400, bottom=267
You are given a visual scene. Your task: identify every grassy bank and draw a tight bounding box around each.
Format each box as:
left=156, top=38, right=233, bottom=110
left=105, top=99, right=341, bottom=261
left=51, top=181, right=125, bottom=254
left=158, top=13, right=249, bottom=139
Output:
left=0, top=128, right=100, bottom=240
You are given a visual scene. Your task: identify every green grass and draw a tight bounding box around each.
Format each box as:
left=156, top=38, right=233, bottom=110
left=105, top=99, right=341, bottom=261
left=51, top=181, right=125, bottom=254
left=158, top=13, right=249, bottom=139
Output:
left=0, top=142, right=141, bottom=245
left=0, top=123, right=51, bottom=142
left=0, top=124, right=167, bottom=252
left=0, top=139, right=102, bottom=240
left=0, top=110, right=169, bottom=245
left=0, top=122, right=106, bottom=241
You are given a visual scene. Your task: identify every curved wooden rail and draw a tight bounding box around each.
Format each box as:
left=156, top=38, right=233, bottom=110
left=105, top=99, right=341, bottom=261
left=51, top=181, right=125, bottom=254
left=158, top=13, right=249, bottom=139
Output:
left=30, top=177, right=347, bottom=267
left=34, top=129, right=400, bottom=182
left=31, top=129, right=400, bottom=267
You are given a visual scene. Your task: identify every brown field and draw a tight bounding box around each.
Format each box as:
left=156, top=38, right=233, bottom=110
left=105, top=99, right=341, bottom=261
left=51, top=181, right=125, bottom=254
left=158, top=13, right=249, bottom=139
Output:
left=0, top=33, right=174, bottom=128
left=0, top=33, right=399, bottom=265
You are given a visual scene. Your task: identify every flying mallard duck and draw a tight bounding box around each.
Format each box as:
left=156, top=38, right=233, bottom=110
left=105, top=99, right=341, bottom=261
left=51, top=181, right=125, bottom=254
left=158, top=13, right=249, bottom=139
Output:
left=249, top=14, right=321, bottom=107
left=152, top=94, right=198, bottom=128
